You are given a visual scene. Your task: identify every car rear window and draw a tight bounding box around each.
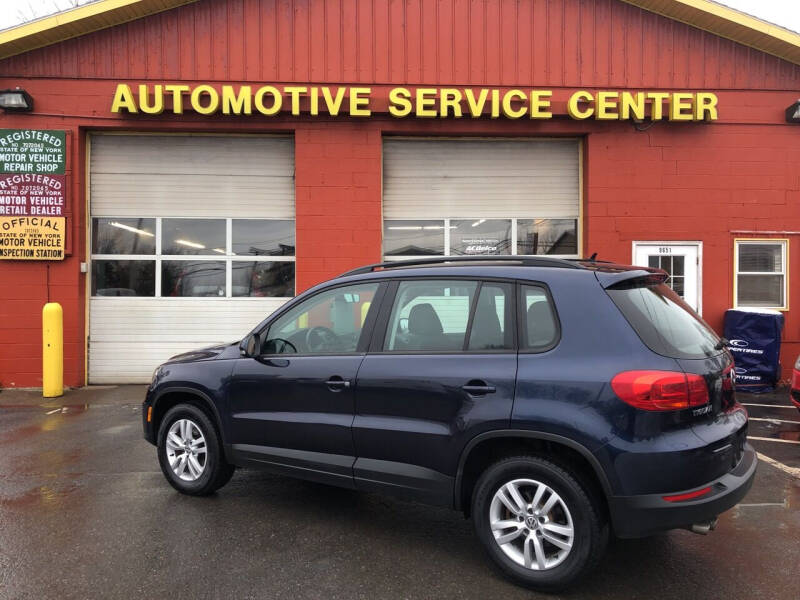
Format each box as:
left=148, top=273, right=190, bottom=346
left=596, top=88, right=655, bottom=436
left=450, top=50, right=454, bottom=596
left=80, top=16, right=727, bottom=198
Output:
left=606, top=282, right=721, bottom=359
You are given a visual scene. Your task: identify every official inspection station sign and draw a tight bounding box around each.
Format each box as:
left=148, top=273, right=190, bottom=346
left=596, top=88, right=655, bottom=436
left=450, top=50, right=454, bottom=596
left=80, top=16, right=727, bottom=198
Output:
left=0, top=174, right=66, bottom=216
left=0, top=216, right=65, bottom=260
left=0, top=129, right=66, bottom=174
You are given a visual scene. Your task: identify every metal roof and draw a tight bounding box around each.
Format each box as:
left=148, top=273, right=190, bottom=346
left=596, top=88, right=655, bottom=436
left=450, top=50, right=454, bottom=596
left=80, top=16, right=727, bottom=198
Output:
left=621, top=0, right=800, bottom=65
left=0, top=0, right=799, bottom=66
left=0, top=0, right=198, bottom=61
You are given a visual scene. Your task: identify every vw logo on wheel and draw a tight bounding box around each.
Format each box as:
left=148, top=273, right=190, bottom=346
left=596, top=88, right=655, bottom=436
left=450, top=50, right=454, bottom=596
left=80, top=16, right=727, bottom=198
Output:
left=728, top=339, right=749, bottom=348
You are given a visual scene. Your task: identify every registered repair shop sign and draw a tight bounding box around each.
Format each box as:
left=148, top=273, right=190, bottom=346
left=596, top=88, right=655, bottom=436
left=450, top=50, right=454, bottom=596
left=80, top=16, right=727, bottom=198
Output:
left=0, top=216, right=65, bottom=260
left=0, top=129, right=66, bottom=174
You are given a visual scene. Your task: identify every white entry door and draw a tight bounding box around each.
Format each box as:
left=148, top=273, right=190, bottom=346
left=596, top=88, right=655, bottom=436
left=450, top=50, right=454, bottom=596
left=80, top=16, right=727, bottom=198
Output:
left=633, top=242, right=702, bottom=313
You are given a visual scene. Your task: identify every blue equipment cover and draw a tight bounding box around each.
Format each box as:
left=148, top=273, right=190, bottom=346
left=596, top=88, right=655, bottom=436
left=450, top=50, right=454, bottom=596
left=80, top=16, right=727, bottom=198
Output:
left=723, top=308, right=784, bottom=393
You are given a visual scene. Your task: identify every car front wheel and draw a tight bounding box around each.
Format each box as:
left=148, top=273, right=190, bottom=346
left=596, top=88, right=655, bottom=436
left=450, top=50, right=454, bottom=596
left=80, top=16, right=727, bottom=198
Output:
left=157, top=403, right=234, bottom=496
left=472, top=455, right=608, bottom=592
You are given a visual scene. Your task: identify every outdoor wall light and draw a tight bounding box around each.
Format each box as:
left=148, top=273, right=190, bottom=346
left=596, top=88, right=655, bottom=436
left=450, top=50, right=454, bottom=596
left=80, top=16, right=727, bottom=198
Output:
left=786, top=99, right=800, bottom=123
left=0, top=88, right=33, bottom=112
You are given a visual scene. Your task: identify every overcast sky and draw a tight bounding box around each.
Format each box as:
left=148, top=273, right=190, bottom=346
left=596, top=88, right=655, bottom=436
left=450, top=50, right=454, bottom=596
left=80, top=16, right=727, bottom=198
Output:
left=0, top=0, right=798, bottom=35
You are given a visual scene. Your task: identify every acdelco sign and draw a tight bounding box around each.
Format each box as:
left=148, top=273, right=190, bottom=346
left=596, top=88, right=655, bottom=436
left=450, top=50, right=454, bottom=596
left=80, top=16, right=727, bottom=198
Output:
left=111, top=83, right=718, bottom=122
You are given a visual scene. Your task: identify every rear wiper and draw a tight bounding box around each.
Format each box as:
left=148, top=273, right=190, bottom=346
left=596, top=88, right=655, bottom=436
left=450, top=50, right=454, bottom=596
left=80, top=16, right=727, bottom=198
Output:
left=714, top=337, right=730, bottom=350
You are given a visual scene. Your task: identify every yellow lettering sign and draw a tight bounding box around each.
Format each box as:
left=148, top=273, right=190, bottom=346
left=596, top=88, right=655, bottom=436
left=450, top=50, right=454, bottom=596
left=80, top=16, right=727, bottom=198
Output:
left=501, top=90, right=527, bottom=119
left=349, top=87, right=372, bottom=117
left=567, top=91, right=594, bottom=119
left=110, top=84, right=719, bottom=122
left=389, top=87, right=412, bottom=117
left=322, top=87, right=347, bottom=116
left=529, top=90, right=552, bottom=119
left=254, top=86, right=282, bottom=115
left=190, top=85, right=219, bottom=115
left=111, top=84, right=137, bottom=113
left=165, top=84, right=190, bottom=114
left=440, top=89, right=463, bottom=118
left=695, top=92, right=718, bottom=121
left=221, top=85, right=252, bottom=115
left=464, top=89, right=489, bottom=117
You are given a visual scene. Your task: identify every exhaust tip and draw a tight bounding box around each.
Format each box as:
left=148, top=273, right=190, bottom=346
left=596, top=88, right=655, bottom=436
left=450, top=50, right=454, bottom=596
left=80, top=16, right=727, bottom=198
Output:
left=689, top=518, right=718, bottom=535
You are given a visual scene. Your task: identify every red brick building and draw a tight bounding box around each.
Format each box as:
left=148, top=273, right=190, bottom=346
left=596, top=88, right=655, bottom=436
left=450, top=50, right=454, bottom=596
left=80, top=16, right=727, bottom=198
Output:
left=0, top=0, right=798, bottom=386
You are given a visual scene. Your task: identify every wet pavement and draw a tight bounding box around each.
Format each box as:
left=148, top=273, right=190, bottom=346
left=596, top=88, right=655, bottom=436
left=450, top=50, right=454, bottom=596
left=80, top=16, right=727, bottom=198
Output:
left=0, top=385, right=798, bottom=600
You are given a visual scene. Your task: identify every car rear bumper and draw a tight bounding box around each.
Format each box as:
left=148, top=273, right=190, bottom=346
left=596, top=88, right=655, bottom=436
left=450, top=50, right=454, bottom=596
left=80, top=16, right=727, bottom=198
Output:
left=790, top=388, right=800, bottom=411
left=608, top=444, right=757, bottom=538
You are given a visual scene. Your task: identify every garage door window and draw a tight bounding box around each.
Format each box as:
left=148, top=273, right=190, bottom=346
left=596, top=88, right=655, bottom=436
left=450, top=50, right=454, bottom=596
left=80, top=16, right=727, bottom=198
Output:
left=162, top=219, right=226, bottom=255
left=383, top=220, right=447, bottom=256
left=384, top=218, right=577, bottom=259
left=91, top=217, right=295, bottom=297
left=517, top=219, right=578, bottom=256
left=450, top=219, right=511, bottom=255
left=92, top=260, right=156, bottom=297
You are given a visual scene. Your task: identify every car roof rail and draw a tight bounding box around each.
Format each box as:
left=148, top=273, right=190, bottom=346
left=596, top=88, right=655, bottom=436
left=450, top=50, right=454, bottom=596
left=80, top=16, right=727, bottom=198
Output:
left=338, top=255, right=583, bottom=277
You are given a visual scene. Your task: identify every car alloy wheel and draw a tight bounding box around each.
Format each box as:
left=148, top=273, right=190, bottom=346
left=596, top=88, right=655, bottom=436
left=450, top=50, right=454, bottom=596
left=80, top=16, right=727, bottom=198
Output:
left=165, top=418, right=207, bottom=482
left=489, top=478, right=575, bottom=571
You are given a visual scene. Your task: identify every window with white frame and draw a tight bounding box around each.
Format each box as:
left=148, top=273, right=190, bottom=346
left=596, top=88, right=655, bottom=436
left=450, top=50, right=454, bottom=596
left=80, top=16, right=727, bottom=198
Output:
left=91, top=217, right=295, bottom=298
left=735, top=240, right=787, bottom=309
left=383, top=218, right=578, bottom=260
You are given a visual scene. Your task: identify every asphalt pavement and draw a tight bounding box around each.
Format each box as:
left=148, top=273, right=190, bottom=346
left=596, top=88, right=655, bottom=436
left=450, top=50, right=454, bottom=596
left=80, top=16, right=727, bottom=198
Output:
left=0, top=385, right=798, bottom=600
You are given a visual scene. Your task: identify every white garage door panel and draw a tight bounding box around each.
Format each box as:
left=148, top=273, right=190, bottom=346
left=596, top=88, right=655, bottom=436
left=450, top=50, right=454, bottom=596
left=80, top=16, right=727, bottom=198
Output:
left=90, top=135, right=294, bottom=218
left=91, top=135, right=294, bottom=176
left=90, top=175, right=294, bottom=218
left=88, top=298, right=287, bottom=383
left=383, top=139, right=579, bottom=219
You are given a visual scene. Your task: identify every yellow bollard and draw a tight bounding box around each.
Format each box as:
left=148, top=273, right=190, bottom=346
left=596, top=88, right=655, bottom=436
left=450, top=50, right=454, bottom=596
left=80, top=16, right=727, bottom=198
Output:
left=42, top=302, right=63, bottom=398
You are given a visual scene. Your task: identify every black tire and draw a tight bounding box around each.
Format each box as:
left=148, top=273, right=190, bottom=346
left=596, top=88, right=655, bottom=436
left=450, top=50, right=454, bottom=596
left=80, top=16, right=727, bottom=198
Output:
left=157, top=403, right=235, bottom=496
left=471, top=455, right=608, bottom=592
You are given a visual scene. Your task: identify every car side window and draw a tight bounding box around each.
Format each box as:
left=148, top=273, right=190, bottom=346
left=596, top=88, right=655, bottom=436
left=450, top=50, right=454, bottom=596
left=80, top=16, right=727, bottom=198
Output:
left=468, top=282, right=514, bottom=351
left=384, top=280, right=477, bottom=352
left=522, top=285, right=558, bottom=350
left=264, top=282, right=379, bottom=354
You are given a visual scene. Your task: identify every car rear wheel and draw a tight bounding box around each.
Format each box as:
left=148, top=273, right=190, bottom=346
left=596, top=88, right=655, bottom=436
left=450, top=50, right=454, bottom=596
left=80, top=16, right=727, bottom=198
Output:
left=472, top=455, right=608, bottom=592
left=157, top=404, right=234, bottom=496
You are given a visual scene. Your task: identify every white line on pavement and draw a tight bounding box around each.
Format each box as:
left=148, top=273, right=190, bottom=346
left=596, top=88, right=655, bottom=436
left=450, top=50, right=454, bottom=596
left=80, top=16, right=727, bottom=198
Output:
left=45, top=408, right=60, bottom=415
left=748, top=417, right=800, bottom=425
left=742, top=403, right=796, bottom=409
left=749, top=436, right=800, bottom=445
left=756, top=452, right=800, bottom=478
left=737, top=502, right=786, bottom=507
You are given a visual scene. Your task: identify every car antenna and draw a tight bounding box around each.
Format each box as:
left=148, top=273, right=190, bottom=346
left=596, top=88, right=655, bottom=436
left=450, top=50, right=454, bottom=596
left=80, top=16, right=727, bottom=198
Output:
left=588, top=252, right=598, bottom=261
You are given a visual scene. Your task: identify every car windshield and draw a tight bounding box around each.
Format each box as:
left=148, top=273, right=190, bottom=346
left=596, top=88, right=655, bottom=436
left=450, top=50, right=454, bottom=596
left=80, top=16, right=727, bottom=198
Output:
left=606, top=282, right=721, bottom=359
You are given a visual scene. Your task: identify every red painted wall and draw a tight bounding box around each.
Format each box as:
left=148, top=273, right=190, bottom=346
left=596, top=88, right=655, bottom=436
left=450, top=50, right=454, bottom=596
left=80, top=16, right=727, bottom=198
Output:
left=1, top=0, right=799, bottom=388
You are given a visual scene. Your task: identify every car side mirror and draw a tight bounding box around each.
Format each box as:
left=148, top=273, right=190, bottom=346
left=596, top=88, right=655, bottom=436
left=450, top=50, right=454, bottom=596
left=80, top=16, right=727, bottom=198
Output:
left=241, top=332, right=261, bottom=357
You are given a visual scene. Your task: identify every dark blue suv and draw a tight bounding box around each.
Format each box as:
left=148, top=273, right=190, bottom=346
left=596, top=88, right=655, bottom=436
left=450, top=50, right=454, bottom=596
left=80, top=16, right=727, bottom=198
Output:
left=143, top=256, right=756, bottom=591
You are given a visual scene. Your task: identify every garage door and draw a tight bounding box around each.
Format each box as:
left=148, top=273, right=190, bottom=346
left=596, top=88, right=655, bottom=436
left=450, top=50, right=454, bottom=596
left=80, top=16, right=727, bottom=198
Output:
left=89, top=134, right=295, bottom=384
left=382, top=138, right=580, bottom=259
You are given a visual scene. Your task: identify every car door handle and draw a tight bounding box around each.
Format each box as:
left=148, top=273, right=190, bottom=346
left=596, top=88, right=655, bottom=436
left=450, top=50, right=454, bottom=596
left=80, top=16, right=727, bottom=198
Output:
left=325, top=377, right=351, bottom=391
left=462, top=380, right=496, bottom=395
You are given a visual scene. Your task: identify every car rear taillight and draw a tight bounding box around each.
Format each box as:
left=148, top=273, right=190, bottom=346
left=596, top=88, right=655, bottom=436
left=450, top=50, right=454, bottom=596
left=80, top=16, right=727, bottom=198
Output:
left=611, top=370, right=710, bottom=411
